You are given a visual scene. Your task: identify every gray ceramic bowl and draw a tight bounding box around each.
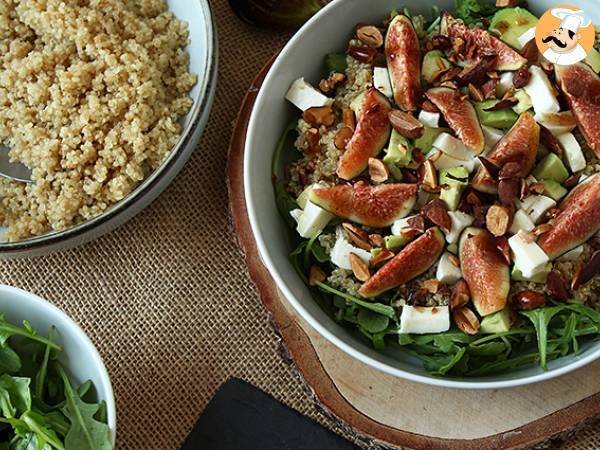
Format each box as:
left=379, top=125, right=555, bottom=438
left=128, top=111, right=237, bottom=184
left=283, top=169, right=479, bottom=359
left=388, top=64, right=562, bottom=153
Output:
left=0, top=0, right=217, bottom=257
left=245, top=0, right=600, bottom=388
left=0, top=285, right=116, bottom=444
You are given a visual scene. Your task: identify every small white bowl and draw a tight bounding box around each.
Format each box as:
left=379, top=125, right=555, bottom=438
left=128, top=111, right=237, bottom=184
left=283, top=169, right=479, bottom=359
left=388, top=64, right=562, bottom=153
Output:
left=245, top=0, right=600, bottom=389
left=0, top=285, right=116, bottom=444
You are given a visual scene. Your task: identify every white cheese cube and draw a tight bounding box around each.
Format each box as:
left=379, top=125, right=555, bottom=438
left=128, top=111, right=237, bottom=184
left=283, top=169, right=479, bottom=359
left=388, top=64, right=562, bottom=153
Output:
left=436, top=252, right=462, bottom=284
left=330, top=235, right=372, bottom=270
left=518, top=27, right=537, bottom=47
left=558, top=132, right=586, bottom=173
left=418, top=110, right=440, bottom=128
left=509, top=232, right=550, bottom=279
left=509, top=209, right=535, bottom=235
left=391, top=214, right=420, bottom=236
left=482, top=125, right=504, bottom=150
left=285, top=78, right=332, bottom=111
left=433, top=153, right=476, bottom=173
left=446, top=211, right=474, bottom=244
left=373, top=67, right=393, bottom=98
left=296, top=201, right=334, bottom=238
left=496, top=72, right=514, bottom=97
left=557, top=245, right=585, bottom=262
left=520, top=195, right=556, bottom=224
left=433, top=133, right=477, bottom=161
left=400, top=306, right=450, bottom=334
left=524, top=66, right=560, bottom=116
left=290, top=208, right=303, bottom=223
left=534, top=111, right=577, bottom=136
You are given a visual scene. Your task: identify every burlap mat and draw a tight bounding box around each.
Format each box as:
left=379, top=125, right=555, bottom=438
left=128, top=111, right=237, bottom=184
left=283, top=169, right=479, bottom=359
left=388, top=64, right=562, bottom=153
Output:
left=0, top=1, right=597, bottom=448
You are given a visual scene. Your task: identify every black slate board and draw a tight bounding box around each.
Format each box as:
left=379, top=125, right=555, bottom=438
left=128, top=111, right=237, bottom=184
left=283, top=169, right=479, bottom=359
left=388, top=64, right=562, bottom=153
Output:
left=182, top=378, right=359, bottom=450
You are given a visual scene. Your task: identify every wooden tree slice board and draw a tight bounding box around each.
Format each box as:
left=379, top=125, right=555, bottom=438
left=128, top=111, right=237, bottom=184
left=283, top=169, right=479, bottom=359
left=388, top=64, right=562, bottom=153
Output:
left=227, top=56, right=600, bottom=449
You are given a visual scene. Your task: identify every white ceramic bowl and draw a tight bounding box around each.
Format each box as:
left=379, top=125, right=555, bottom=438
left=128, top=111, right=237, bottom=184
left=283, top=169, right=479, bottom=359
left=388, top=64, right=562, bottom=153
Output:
left=0, top=285, right=116, bottom=444
left=245, top=0, right=600, bottom=389
left=0, top=0, right=217, bottom=257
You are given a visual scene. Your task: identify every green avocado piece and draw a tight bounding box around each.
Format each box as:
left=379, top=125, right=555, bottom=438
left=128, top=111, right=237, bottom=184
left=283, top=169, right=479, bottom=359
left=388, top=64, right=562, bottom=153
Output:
left=511, top=263, right=551, bottom=283
left=385, top=234, right=413, bottom=251
left=447, top=243, right=458, bottom=255
left=383, top=130, right=413, bottom=169
left=480, top=308, right=513, bottom=334
left=350, top=92, right=365, bottom=116
left=475, top=100, right=519, bottom=129
left=533, top=153, right=569, bottom=183
left=489, top=7, right=539, bottom=51
left=512, top=89, right=532, bottom=114
left=439, top=166, right=469, bottom=211
left=541, top=179, right=568, bottom=202
left=414, top=126, right=445, bottom=153
left=422, top=50, right=452, bottom=85
left=585, top=47, right=600, bottom=73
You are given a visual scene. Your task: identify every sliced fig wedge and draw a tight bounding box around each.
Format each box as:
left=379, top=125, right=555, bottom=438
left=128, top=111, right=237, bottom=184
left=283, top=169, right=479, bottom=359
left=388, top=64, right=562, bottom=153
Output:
left=538, top=174, right=600, bottom=260
left=310, top=182, right=418, bottom=228
left=385, top=15, right=422, bottom=112
left=472, top=112, right=540, bottom=194
left=459, top=227, right=510, bottom=316
left=555, top=63, right=600, bottom=155
left=359, top=227, right=445, bottom=298
left=337, top=88, right=392, bottom=180
left=440, top=13, right=526, bottom=71
left=426, top=87, right=485, bottom=153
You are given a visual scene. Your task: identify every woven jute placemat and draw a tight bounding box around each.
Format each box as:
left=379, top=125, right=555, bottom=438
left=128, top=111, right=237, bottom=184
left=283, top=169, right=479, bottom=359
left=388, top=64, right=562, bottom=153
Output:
left=0, top=1, right=597, bottom=448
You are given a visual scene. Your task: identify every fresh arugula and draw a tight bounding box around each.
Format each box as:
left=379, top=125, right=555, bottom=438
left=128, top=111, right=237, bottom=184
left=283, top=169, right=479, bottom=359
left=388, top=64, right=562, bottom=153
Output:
left=454, top=0, right=497, bottom=25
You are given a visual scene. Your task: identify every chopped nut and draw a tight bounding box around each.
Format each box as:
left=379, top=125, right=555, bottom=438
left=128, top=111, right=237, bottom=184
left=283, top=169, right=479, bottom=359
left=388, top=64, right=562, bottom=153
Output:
left=303, top=106, right=335, bottom=127
left=334, top=126, right=354, bottom=149
left=499, top=161, right=521, bottom=180
left=563, top=174, right=580, bottom=189
left=305, top=128, right=322, bottom=154
left=422, top=198, right=452, bottom=233
left=406, top=215, right=426, bottom=234
left=370, top=248, right=395, bottom=266
left=350, top=253, right=370, bottom=282
left=369, top=233, right=385, bottom=248
left=407, top=288, right=429, bottom=306
left=368, top=158, right=390, bottom=183
left=513, top=290, right=546, bottom=310
left=343, top=223, right=372, bottom=250
left=546, top=271, right=569, bottom=302
left=455, top=54, right=497, bottom=87
left=421, top=100, right=440, bottom=113
left=343, top=108, right=356, bottom=131
left=450, top=279, right=471, bottom=311
left=517, top=229, right=535, bottom=244
left=486, top=205, right=512, bottom=237
left=420, top=160, right=438, bottom=191
left=309, top=265, right=326, bottom=287
left=357, top=25, right=384, bottom=48
left=529, top=182, right=545, bottom=195
left=496, top=236, right=511, bottom=265
left=319, top=72, right=346, bottom=93
left=423, top=279, right=441, bottom=294
left=453, top=307, right=480, bottom=335
left=512, top=67, right=531, bottom=89
left=430, top=35, right=452, bottom=51
left=468, top=83, right=484, bottom=102
left=452, top=37, right=465, bottom=54
left=540, top=124, right=564, bottom=157
left=496, top=0, right=519, bottom=7
left=484, top=98, right=519, bottom=111
left=572, top=250, right=600, bottom=290
left=388, top=110, right=425, bottom=139
left=481, top=78, right=499, bottom=99
left=498, top=178, right=520, bottom=206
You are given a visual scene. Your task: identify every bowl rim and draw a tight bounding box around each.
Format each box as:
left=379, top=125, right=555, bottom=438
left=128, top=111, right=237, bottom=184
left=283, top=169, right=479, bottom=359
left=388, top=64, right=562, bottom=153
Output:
left=0, top=0, right=217, bottom=253
left=244, top=0, right=600, bottom=389
left=0, top=284, right=117, bottom=444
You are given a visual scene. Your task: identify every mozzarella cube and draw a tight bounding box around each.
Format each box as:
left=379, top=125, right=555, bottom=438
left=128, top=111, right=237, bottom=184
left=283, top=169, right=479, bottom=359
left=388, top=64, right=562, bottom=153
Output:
left=445, top=211, right=474, bottom=244
left=391, top=214, right=420, bottom=236
left=373, top=67, right=393, bottom=98
left=534, top=111, right=577, bottom=136
left=400, top=306, right=450, bottom=334
left=295, top=201, right=334, bottom=238
left=285, top=78, right=332, bottom=111
left=482, top=125, right=504, bottom=150
left=509, top=232, right=550, bottom=279
left=330, top=235, right=372, bottom=270
left=520, top=195, right=556, bottom=224
left=518, top=27, right=537, bottom=47
left=433, top=133, right=477, bottom=161
left=558, top=132, right=586, bottom=173
left=419, top=110, right=440, bottom=128
left=433, top=153, right=476, bottom=173
left=509, top=209, right=535, bottom=235
left=496, top=72, right=514, bottom=97
left=290, top=208, right=303, bottom=223
left=436, top=252, right=462, bottom=284
left=524, top=66, right=560, bottom=116
left=557, top=245, right=585, bottom=262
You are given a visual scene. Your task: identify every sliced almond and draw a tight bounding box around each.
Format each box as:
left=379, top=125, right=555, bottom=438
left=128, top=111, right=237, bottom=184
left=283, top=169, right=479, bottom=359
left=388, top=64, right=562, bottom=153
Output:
left=342, top=223, right=372, bottom=250
left=309, top=265, right=326, bottom=287
left=450, top=279, right=471, bottom=311
left=370, top=248, right=394, bottom=266
left=422, top=198, right=452, bottom=233
left=486, top=205, right=512, bottom=237
left=334, top=126, right=354, bottom=150
left=368, top=158, right=390, bottom=183
left=388, top=110, right=425, bottom=139
left=423, top=279, right=440, bottom=294
left=420, top=160, right=438, bottom=191
left=350, top=253, right=371, bottom=282
left=453, top=307, right=480, bottom=335
left=468, top=83, right=484, bottom=102
left=356, top=25, right=383, bottom=48
left=303, top=106, right=335, bottom=127
left=421, top=100, right=440, bottom=113
left=343, top=108, right=356, bottom=131
left=572, top=250, right=600, bottom=290
left=368, top=233, right=386, bottom=248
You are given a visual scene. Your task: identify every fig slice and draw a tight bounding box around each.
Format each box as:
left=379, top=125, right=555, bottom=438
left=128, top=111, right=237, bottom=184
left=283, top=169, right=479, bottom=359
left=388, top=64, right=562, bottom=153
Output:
left=459, top=227, right=510, bottom=316
left=359, top=227, right=445, bottom=298
left=538, top=174, right=600, bottom=260
left=385, top=15, right=422, bottom=112
left=471, top=112, right=540, bottom=194
left=337, top=88, right=392, bottom=180
left=426, top=86, right=485, bottom=153
left=555, top=63, right=600, bottom=156
left=440, top=13, right=526, bottom=71
left=309, top=182, right=418, bottom=228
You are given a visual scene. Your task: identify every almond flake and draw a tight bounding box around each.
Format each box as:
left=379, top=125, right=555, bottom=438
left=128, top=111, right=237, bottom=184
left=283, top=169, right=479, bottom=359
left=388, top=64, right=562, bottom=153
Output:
left=368, top=158, right=390, bottom=183
left=309, top=265, right=326, bottom=287
left=342, top=223, right=372, bottom=250
left=350, top=253, right=370, bottom=282
left=453, top=307, right=480, bottom=335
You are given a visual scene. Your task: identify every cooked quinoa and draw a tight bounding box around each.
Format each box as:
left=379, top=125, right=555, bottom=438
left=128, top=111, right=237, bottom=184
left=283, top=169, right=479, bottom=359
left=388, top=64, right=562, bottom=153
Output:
left=0, top=0, right=196, bottom=240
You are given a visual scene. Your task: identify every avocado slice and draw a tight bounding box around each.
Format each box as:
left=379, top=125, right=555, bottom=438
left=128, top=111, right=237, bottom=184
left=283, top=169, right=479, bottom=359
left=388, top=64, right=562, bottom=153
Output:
left=533, top=153, right=569, bottom=183
left=585, top=47, right=600, bottom=73
left=512, top=89, right=533, bottom=114
left=541, top=179, right=568, bottom=202
left=422, top=50, right=452, bottom=85
left=414, top=126, right=445, bottom=153
left=480, top=308, right=513, bottom=334
left=385, top=234, right=413, bottom=250
left=439, top=166, right=469, bottom=211
left=383, top=130, right=413, bottom=169
left=511, top=263, right=551, bottom=283
left=489, top=7, right=539, bottom=51
left=475, top=100, right=519, bottom=129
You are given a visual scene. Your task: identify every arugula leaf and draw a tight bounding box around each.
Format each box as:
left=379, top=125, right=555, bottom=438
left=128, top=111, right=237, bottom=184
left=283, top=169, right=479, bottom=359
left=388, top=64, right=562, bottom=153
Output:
left=521, top=306, right=564, bottom=370
left=21, top=411, right=66, bottom=450
left=0, top=345, right=21, bottom=374
left=454, top=0, right=496, bottom=25
left=0, top=317, right=60, bottom=351
left=0, top=376, right=30, bottom=418
left=419, top=348, right=467, bottom=376
left=324, top=53, right=347, bottom=74
left=357, top=309, right=389, bottom=334
left=35, top=327, right=55, bottom=402
left=315, top=282, right=396, bottom=319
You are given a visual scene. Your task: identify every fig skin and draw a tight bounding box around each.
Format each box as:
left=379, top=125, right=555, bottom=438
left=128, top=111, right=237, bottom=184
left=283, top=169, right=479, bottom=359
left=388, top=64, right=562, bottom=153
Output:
left=426, top=87, right=485, bottom=153
left=385, top=15, right=422, bottom=112
left=555, top=63, right=600, bottom=156
left=310, top=182, right=418, bottom=228
left=538, top=174, right=600, bottom=260
left=471, top=112, right=540, bottom=194
left=359, top=227, right=445, bottom=298
left=459, top=227, right=510, bottom=316
left=337, top=88, right=392, bottom=180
